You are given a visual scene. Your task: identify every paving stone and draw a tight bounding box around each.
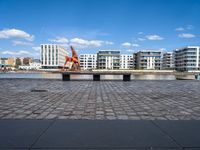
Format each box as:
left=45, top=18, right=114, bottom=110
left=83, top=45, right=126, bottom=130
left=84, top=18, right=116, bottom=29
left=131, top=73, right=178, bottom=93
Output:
left=117, top=115, right=129, bottom=120
left=106, top=116, right=117, bottom=120
left=96, top=111, right=104, bottom=115
left=46, top=114, right=57, bottom=119
left=0, top=79, right=200, bottom=120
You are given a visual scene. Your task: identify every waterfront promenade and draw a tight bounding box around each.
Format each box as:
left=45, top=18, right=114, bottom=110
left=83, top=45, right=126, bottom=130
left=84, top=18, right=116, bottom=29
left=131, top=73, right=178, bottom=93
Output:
left=0, top=79, right=200, bottom=120
left=0, top=79, right=200, bottom=149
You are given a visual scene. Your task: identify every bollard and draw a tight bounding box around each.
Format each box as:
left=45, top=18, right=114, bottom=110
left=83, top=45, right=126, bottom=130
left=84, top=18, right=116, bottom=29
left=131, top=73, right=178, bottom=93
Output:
left=93, top=74, right=100, bottom=81
left=123, top=74, right=131, bottom=81
left=62, top=73, right=70, bottom=81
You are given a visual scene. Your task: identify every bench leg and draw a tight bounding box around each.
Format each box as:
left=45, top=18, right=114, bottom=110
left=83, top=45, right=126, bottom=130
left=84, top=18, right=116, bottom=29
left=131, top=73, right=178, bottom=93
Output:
left=62, top=74, right=70, bottom=81
left=93, top=74, right=100, bottom=81
left=123, top=74, right=131, bottom=81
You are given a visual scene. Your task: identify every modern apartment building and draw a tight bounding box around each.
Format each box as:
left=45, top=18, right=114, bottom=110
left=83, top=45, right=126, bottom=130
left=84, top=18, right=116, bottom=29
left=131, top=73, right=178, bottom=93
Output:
left=80, top=54, right=97, bottom=70
left=40, top=44, right=69, bottom=69
left=120, top=54, right=133, bottom=69
left=0, top=58, right=8, bottom=66
left=97, top=50, right=120, bottom=69
left=174, top=46, right=200, bottom=71
left=162, top=52, right=174, bottom=69
left=133, top=50, right=162, bottom=70
left=0, top=58, right=15, bottom=67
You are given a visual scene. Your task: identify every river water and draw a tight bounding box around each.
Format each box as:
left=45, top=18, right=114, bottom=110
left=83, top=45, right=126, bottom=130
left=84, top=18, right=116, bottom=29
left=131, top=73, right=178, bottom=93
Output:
left=0, top=73, right=177, bottom=80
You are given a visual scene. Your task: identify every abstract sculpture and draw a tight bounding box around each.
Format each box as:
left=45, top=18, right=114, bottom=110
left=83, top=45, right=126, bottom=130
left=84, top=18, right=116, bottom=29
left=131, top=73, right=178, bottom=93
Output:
left=63, top=46, right=80, bottom=71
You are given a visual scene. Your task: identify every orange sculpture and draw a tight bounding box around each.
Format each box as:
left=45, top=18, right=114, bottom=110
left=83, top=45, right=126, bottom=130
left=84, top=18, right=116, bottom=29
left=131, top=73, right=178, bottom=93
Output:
left=63, top=46, right=80, bottom=71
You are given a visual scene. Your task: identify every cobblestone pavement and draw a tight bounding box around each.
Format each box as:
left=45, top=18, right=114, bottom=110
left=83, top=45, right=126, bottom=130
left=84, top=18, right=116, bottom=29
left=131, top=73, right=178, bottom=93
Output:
left=0, top=79, right=200, bottom=120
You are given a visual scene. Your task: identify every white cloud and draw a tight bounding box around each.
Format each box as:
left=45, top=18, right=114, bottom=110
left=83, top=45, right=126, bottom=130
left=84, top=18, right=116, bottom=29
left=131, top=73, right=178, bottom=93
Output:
left=126, top=49, right=135, bottom=52
left=138, top=32, right=144, bottom=35
left=175, top=27, right=185, bottom=31
left=178, top=33, right=195, bottom=38
left=122, top=42, right=132, bottom=47
left=32, top=46, right=41, bottom=51
left=0, top=50, right=39, bottom=58
left=186, top=25, right=193, bottom=30
left=122, top=42, right=139, bottom=48
left=1, top=50, right=31, bottom=55
left=12, top=40, right=33, bottom=46
left=60, top=44, right=70, bottom=48
left=121, top=42, right=140, bottom=48
left=49, top=37, right=69, bottom=43
left=175, top=25, right=194, bottom=31
left=70, top=38, right=113, bottom=48
left=145, top=35, right=164, bottom=40
left=132, top=43, right=139, bottom=47
left=138, top=38, right=146, bottom=41
left=70, top=38, right=102, bottom=47
left=48, top=36, right=113, bottom=49
left=0, top=28, right=34, bottom=41
left=104, top=41, right=114, bottom=45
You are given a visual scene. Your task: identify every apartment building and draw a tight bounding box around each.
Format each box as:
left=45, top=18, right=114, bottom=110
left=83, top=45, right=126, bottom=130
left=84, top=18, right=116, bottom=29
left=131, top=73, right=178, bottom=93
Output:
left=174, top=46, right=200, bottom=71
left=40, top=44, right=69, bottom=69
left=0, top=58, right=15, bottom=67
left=0, top=58, right=7, bottom=67
left=97, top=50, right=120, bottom=69
left=120, top=54, right=133, bottom=69
left=162, top=52, right=174, bottom=69
left=80, top=54, right=97, bottom=70
left=133, top=50, right=162, bottom=70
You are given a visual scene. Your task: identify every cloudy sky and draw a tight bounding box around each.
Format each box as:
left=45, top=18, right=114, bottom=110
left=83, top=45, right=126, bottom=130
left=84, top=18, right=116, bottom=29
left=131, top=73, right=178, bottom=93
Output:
left=0, top=0, right=200, bottom=58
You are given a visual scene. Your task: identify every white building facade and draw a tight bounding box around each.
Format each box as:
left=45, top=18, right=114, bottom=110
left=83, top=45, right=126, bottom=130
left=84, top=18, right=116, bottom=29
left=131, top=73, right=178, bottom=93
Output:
left=133, top=50, right=162, bottom=70
left=40, top=44, right=69, bottom=69
left=120, top=54, right=133, bottom=69
left=162, top=52, right=174, bottom=69
left=97, top=50, right=121, bottom=69
left=174, top=46, right=200, bottom=71
left=80, top=54, right=97, bottom=70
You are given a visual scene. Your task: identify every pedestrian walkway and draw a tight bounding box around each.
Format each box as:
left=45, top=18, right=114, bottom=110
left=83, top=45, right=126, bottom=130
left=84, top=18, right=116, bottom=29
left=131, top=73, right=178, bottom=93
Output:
left=0, top=119, right=200, bottom=149
left=0, top=79, right=200, bottom=120
left=0, top=79, right=200, bottom=149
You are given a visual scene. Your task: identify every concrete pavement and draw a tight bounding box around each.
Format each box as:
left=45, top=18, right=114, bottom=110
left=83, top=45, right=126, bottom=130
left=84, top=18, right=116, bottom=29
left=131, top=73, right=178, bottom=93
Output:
left=0, top=119, right=200, bottom=150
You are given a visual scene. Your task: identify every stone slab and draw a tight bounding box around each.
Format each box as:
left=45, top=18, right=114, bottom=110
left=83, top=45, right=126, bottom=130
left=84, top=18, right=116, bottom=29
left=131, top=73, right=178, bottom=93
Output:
left=33, top=120, right=178, bottom=149
left=154, top=120, right=200, bottom=148
left=0, top=120, right=53, bottom=149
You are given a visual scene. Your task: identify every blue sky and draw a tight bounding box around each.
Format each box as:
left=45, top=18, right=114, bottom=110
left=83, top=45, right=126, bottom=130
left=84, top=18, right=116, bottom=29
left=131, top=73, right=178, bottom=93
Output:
left=0, top=0, right=200, bottom=58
